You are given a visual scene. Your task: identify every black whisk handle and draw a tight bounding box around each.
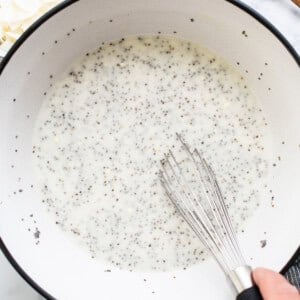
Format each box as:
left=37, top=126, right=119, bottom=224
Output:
left=236, top=286, right=263, bottom=300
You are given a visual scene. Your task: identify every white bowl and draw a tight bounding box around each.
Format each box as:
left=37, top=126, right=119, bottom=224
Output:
left=0, top=0, right=299, bottom=299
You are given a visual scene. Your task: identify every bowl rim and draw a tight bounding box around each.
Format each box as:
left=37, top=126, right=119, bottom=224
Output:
left=0, top=0, right=299, bottom=299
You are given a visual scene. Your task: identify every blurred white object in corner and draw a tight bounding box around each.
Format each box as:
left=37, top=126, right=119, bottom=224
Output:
left=0, top=0, right=62, bottom=57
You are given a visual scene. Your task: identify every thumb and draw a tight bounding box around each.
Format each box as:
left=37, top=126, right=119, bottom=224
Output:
left=253, top=268, right=300, bottom=300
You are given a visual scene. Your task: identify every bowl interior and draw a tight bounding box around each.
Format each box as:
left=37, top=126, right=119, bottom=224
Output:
left=0, top=0, right=299, bottom=299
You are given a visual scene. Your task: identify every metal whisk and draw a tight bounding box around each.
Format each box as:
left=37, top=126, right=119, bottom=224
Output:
left=160, top=134, right=262, bottom=300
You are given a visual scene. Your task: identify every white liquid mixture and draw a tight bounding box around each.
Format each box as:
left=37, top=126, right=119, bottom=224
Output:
left=33, top=36, right=271, bottom=271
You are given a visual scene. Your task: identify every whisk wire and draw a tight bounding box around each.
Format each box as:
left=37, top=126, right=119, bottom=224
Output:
left=160, top=135, right=246, bottom=274
left=160, top=168, right=230, bottom=274
left=177, top=136, right=241, bottom=269
left=194, top=150, right=244, bottom=266
left=203, top=155, right=246, bottom=266
left=161, top=152, right=233, bottom=273
left=178, top=138, right=239, bottom=266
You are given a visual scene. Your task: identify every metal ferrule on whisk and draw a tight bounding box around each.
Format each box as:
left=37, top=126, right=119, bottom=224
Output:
left=229, top=265, right=254, bottom=293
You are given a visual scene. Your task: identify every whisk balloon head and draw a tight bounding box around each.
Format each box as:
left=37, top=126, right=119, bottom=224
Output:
left=160, top=134, right=262, bottom=299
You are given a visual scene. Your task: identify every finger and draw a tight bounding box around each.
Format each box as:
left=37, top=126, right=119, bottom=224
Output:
left=253, top=268, right=300, bottom=300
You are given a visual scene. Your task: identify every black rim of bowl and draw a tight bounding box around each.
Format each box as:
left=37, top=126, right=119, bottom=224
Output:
left=0, top=0, right=299, bottom=299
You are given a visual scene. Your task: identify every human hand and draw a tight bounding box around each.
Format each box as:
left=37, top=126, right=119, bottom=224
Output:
left=253, top=268, right=300, bottom=300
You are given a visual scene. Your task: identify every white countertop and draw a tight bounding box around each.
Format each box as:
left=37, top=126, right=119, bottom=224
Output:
left=0, top=1, right=299, bottom=299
